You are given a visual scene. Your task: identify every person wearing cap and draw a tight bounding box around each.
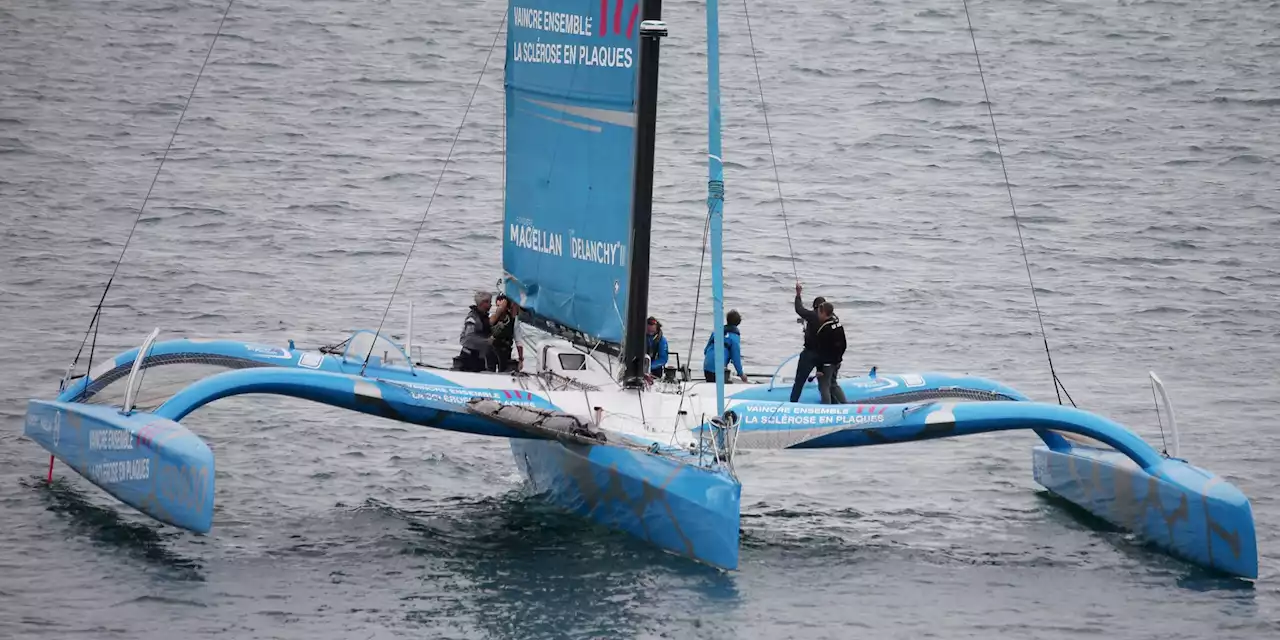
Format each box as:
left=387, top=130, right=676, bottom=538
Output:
left=453, top=290, right=495, bottom=372
left=645, top=316, right=669, bottom=377
left=790, top=283, right=825, bottom=402
left=489, top=294, right=525, bottom=373
left=702, top=309, right=748, bottom=383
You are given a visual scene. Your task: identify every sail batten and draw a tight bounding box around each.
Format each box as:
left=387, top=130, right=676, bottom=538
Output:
left=502, top=0, right=642, bottom=346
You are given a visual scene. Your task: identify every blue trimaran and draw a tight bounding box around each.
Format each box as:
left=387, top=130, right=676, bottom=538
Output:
left=24, top=0, right=1256, bottom=579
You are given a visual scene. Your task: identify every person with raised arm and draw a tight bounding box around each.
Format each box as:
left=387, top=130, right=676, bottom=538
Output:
left=790, top=283, right=825, bottom=402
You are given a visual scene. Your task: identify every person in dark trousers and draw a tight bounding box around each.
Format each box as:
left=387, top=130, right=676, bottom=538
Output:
left=790, top=283, right=826, bottom=402
left=813, top=301, right=849, bottom=404
left=489, top=294, right=525, bottom=373
left=645, top=316, right=669, bottom=378
left=702, top=309, right=748, bottom=383
left=453, top=290, right=494, bottom=372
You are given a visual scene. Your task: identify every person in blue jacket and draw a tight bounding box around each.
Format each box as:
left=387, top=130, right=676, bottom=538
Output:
left=703, top=309, right=748, bottom=383
left=645, top=316, right=669, bottom=377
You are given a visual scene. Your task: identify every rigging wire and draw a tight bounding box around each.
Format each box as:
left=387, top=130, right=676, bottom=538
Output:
left=360, top=13, right=508, bottom=375
left=741, top=0, right=799, bottom=283
left=683, top=212, right=714, bottom=376
left=62, top=0, right=236, bottom=389
left=669, top=208, right=715, bottom=440
left=960, top=0, right=1074, bottom=407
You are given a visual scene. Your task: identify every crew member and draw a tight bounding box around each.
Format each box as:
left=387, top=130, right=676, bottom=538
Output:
left=454, top=290, right=494, bottom=372
left=790, top=283, right=825, bottom=402
left=646, top=316, right=669, bottom=377
left=703, top=309, right=748, bottom=383
left=489, top=294, right=525, bottom=373
left=813, top=301, right=848, bottom=404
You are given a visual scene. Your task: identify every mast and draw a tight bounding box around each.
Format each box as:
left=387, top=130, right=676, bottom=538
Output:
left=621, top=1, right=667, bottom=388
left=707, top=0, right=727, bottom=414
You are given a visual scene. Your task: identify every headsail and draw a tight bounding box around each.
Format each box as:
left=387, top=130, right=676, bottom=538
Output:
left=502, top=0, right=641, bottom=346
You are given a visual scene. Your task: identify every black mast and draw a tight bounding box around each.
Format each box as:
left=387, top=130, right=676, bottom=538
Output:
left=621, top=1, right=667, bottom=388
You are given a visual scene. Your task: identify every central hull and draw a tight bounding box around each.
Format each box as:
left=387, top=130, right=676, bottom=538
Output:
left=510, top=437, right=742, bottom=570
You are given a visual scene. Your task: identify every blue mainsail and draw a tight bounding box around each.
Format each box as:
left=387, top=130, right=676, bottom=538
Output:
left=502, top=0, right=640, bottom=345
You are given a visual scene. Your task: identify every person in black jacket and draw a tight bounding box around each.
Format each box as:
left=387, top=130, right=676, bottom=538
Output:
left=813, top=301, right=848, bottom=404
left=790, top=283, right=826, bottom=402
left=489, top=294, right=525, bottom=373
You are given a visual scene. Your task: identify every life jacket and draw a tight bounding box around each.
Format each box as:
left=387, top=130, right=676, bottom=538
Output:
left=646, top=331, right=667, bottom=370
left=703, top=324, right=741, bottom=355
left=492, top=311, right=515, bottom=357
left=702, top=324, right=741, bottom=374
left=463, top=305, right=492, bottom=342
left=453, top=305, right=493, bottom=372
left=815, top=314, right=847, bottom=364
left=801, top=314, right=821, bottom=352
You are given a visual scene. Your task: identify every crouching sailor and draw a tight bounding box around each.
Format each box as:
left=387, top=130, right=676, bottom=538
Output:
left=454, top=290, right=495, bottom=372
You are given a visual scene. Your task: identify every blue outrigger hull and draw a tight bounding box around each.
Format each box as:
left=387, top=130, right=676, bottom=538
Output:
left=24, top=399, right=215, bottom=533
left=1034, top=444, right=1256, bottom=579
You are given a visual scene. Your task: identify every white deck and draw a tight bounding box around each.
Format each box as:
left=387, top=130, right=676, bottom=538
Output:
left=409, top=331, right=781, bottom=452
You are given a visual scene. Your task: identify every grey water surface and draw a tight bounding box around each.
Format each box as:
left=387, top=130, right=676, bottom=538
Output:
left=1, top=0, right=1278, bottom=638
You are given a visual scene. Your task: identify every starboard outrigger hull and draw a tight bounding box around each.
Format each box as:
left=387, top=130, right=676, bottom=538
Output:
left=1034, top=444, right=1256, bottom=580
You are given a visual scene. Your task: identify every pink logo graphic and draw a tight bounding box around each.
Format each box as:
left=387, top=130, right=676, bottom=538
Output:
left=599, top=0, right=640, bottom=38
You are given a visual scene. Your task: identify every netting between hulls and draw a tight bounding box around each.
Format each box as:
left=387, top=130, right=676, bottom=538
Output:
left=733, top=424, right=854, bottom=451
left=854, top=388, right=1020, bottom=404
left=73, top=353, right=275, bottom=409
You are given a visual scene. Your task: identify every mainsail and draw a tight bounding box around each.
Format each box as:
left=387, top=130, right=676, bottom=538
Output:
left=502, top=0, right=641, bottom=346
